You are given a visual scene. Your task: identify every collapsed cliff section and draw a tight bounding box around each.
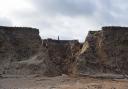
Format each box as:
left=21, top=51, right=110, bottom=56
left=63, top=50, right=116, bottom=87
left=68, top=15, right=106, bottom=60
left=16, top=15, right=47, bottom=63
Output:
left=6, top=38, right=82, bottom=76
left=41, top=39, right=82, bottom=76
left=76, top=26, right=128, bottom=76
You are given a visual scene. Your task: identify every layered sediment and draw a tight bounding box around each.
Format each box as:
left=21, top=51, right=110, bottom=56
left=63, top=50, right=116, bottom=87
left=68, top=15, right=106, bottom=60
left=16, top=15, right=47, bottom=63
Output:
left=0, top=26, right=128, bottom=77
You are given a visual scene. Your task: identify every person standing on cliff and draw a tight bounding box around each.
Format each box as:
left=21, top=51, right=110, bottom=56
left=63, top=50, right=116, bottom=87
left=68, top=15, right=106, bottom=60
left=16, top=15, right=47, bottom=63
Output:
left=58, top=36, right=60, bottom=40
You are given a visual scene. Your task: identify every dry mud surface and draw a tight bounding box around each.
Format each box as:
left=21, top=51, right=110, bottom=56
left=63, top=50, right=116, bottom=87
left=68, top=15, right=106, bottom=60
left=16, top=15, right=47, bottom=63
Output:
left=0, top=75, right=128, bottom=89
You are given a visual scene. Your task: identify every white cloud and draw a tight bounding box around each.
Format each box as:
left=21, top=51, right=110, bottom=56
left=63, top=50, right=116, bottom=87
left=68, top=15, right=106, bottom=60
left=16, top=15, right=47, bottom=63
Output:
left=0, top=0, right=33, bottom=16
left=0, top=17, right=12, bottom=26
left=0, top=0, right=128, bottom=42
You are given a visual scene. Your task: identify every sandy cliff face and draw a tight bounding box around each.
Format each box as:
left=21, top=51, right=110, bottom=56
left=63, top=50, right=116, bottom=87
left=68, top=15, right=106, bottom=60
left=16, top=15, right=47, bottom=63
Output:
left=1, top=26, right=128, bottom=77
left=6, top=39, right=81, bottom=76
left=0, top=26, right=42, bottom=74
left=76, top=26, right=128, bottom=76
left=0, top=26, right=82, bottom=76
left=41, top=39, right=82, bottom=76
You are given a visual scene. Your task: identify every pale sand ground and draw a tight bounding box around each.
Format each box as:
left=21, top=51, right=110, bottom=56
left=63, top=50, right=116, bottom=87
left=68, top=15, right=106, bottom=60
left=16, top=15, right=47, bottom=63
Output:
left=0, top=75, right=128, bottom=89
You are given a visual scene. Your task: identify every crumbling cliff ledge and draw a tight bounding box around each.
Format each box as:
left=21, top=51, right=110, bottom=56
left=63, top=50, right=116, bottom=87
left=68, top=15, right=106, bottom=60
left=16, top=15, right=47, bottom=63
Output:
left=75, top=26, right=128, bottom=77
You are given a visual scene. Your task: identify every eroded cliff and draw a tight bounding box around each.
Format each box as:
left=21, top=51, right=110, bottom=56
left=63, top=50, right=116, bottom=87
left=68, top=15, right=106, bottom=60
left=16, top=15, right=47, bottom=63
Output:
left=0, top=26, right=82, bottom=76
left=1, top=26, right=128, bottom=78
left=40, top=39, right=82, bottom=76
left=0, top=26, right=42, bottom=74
left=76, top=26, right=128, bottom=76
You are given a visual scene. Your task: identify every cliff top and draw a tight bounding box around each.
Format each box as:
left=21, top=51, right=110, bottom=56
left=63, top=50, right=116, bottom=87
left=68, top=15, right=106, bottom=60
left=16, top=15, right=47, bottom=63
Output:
left=0, top=26, right=38, bottom=30
left=102, top=26, right=128, bottom=31
left=0, top=26, right=39, bottom=34
left=43, top=38, right=79, bottom=44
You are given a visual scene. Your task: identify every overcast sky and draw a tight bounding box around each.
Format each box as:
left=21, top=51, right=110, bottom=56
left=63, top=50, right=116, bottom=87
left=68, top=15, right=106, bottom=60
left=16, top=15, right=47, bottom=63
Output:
left=0, top=0, right=128, bottom=42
